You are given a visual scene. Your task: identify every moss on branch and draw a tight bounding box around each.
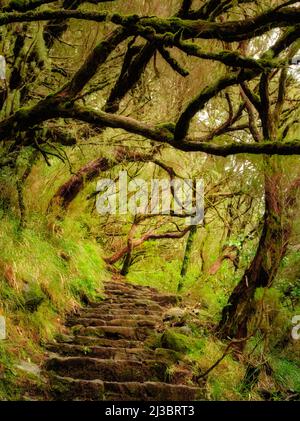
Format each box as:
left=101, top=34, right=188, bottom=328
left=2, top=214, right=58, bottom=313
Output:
left=0, top=6, right=300, bottom=42
left=174, top=25, right=300, bottom=143
left=2, top=100, right=300, bottom=157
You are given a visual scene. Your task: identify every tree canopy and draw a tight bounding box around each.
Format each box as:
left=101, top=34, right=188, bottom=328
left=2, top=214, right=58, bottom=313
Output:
left=1, top=0, right=300, bottom=403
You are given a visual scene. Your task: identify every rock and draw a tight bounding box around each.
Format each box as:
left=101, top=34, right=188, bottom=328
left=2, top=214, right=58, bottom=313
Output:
left=177, top=325, right=193, bottom=336
left=168, top=366, right=194, bottom=385
left=16, top=361, right=41, bottom=377
left=59, top=252, right=71, bottom=262
left=163, top=307, right=186, bottom=322
left=22, top=282, right=45, bottom=312
left=160, top=328, right=193, bottom=353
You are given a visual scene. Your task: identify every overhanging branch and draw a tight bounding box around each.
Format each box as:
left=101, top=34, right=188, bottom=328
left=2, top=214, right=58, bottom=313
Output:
left=54, top=104, right=300, bottom=157
left=2, top=100, right=300, bottom=157
left=1, top=7, right=300, bottom=42
left=174, top=25, right=300, bottom=143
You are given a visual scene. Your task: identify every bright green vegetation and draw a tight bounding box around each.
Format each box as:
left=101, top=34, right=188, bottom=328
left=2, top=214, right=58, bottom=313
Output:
left=0, top=159, right=107, bottom=399
left=0, top=217, right=105, bottom=398
left=1, top=156, right=300, bottom=401
left=1, top=0, right=300, bottom=403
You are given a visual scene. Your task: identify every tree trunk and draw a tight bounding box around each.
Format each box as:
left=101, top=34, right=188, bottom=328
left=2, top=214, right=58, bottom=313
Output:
left=178, top=225, right=197, bottom=291
left=48, top=157, right=111, bottom=211
left=47, top=149, right=155, bottom=213
left=218, top=157, right=290, bottom=344
left=120, top=240, right=133, bottom=276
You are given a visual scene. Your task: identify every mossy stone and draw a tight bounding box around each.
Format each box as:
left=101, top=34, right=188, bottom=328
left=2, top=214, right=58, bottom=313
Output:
left=160, top=328, right=195, bottom=353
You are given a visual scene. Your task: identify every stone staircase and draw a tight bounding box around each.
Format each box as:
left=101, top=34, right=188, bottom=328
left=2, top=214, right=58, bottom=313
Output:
left=43, top=280, right=202, bottom=401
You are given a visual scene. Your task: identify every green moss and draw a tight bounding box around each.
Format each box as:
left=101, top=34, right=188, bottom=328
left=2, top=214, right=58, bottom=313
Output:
left=154, top=348, right=181, bottom=364
left=23, top=282, right=46, bottom=312
left=160, top=328, right=204, bottom=353
left=157, top=122, right=176, bottom=133
left=34, top=28, right=49, bottom=68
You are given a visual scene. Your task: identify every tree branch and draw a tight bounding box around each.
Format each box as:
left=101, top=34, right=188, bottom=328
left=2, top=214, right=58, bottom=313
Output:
left=105, top=41, right=156, bottom=113
left=57, top=28, right=128, bottom=99
left=105, top=225, right=191, bottom=265
left=173, top=25, right=300, bottom=143
left=1, top=7, right=300, bottom=42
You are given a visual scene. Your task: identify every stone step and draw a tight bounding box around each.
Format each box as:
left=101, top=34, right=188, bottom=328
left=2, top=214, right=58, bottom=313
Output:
left=80, top=308, right=162, bottom=318
left=75, top=312, right=161, bottom=321
left=104, top=282, right=157, bottom=293
left=47, top=343, right=180, bottom=363
left=89, top=301, right=163, bottom=312
left=89, top=299, right=161, bottom=309
left=48, top=344, right=181, bottom=365
left=103, top=292, right=155, bottom=302
left=67, top=317, right=158, bottom=328
left=104, top=289, right=149, bottom=296
left=46, top=343, right=157, bottom=361
left=48, top=374, right=104, bottom=400
left=104, top=381, right=203, bottom=401
left=75, top=325, right=151, bottom=341
left=45, top=357, right=169, bottom=382
left=104, top=287, right=157, bottom=295
left=44, top=281, right=198, bottom=401
left=55, top=334, right=143, bottom=348
left=49, top=374, right=203, bottom=401
left=103, top=294, right=179, bottom=307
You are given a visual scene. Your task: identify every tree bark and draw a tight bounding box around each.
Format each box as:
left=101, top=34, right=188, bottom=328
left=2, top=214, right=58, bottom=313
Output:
left=48, top=156, right=111, bottom=211
left=178, top=225, right=197, bottom=291
left=120, top=237, right=134, bottom=276
left=48, top=148, right=155, bottom=212
left=218, top=157, right=290, bottom=344
left=104, top=225, right=191, bottom=267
